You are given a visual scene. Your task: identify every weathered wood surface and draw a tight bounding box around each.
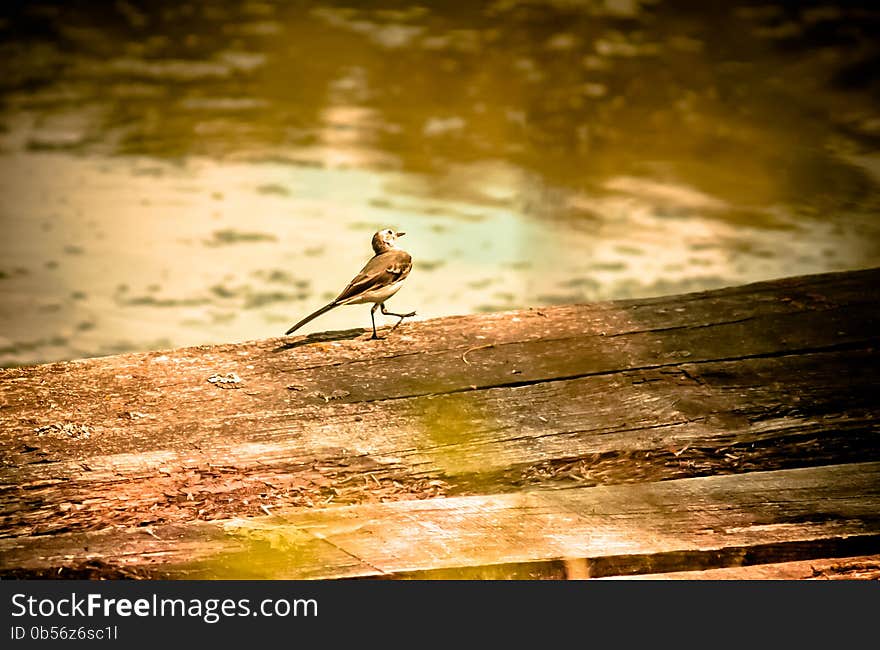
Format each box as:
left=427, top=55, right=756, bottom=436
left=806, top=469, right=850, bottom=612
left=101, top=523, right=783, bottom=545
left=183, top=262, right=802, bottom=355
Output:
left=2, top=462, right=879, bottom=579
left=1, top=267, right=879, bottom=579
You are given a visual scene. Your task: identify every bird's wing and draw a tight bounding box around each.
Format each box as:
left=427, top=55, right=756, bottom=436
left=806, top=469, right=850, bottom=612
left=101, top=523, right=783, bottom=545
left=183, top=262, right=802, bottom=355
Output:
left=334, top=250, right=412, bottom=303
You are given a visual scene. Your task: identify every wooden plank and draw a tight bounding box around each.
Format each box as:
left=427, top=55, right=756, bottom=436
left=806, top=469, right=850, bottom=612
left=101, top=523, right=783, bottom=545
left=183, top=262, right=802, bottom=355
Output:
left=1, top=268, right=879, bottom=576
left=4, top=268, right=878, bottom=443
left=1, top=462, right=878, bottom=579
left=1, top=270, right=878, bottom=540
left=2, top=347, right=878, bottom=538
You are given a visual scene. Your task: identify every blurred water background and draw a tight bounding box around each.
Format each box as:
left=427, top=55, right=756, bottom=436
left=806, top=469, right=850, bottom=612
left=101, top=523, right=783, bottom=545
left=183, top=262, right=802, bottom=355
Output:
left=1, top=0, right=878, bottom=366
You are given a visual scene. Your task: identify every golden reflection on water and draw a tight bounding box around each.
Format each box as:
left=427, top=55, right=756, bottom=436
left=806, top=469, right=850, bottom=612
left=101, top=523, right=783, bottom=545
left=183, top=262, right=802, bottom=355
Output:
left=0, top=1, right=878, bottom=365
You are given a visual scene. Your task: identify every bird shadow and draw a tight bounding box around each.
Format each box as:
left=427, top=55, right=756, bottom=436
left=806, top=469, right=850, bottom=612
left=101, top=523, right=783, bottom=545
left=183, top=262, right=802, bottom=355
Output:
left=272, top=328, right=366, bottom=352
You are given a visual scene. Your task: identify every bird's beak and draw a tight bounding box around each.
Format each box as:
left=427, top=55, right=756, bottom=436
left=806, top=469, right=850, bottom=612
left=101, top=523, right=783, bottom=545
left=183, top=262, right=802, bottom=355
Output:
left=396, top=231, right=406, bottom=237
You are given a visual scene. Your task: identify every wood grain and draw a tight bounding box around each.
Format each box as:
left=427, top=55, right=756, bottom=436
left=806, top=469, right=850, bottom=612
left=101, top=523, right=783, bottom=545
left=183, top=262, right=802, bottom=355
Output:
left=1, top=268, right=878, bottom=578
left=2, top=462, right=877, bottom=579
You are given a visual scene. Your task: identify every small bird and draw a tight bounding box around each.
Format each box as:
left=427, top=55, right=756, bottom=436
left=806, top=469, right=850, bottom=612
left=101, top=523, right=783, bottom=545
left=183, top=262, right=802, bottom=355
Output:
left=285, top=228, right=416, bottom=340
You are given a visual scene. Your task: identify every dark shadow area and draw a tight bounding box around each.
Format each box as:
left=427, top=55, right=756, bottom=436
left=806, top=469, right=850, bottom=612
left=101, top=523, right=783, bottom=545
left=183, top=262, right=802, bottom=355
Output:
left=272, top=327, right=366, bottom=351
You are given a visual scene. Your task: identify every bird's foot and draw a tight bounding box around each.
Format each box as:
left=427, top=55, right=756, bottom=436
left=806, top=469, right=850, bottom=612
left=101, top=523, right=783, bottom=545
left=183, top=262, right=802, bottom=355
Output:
left=390, top=313, right=416, bottom=332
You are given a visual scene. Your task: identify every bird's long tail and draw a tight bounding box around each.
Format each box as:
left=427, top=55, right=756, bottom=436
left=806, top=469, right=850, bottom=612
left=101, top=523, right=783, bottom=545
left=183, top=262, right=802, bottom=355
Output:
left=285, top=301, right=339, bottom=335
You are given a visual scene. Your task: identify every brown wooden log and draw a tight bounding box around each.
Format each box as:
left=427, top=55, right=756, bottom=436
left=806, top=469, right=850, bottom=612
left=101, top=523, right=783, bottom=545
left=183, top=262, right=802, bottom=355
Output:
left=1, top=268, right=879, bottom=578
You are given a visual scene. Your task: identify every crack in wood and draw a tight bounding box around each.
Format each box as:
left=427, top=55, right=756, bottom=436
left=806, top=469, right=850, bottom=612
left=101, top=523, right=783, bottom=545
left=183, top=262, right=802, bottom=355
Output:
left=355, top=338, right=879, bottom=404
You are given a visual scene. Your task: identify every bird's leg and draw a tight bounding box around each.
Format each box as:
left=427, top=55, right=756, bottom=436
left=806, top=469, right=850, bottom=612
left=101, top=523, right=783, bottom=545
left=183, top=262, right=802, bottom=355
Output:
left=381, top=303, right=416, bottom=331
left=369, top=303, right=382, bottom=340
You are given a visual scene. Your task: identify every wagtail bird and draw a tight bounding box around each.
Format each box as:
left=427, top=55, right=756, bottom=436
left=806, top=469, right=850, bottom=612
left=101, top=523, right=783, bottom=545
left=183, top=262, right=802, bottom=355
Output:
left=285, top=228, right=416, bottom=340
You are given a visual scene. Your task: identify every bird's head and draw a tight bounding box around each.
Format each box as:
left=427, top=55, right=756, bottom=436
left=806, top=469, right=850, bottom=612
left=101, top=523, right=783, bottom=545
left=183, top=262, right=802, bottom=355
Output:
left=372, top=228, right=405, bottom=253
